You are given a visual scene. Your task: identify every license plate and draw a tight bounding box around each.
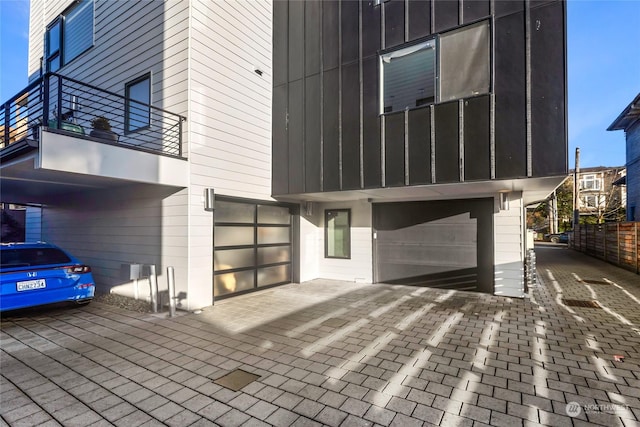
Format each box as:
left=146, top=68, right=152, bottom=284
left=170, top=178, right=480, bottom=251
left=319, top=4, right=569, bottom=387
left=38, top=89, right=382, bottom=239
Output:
left=17, top=279, right=46, bottom=292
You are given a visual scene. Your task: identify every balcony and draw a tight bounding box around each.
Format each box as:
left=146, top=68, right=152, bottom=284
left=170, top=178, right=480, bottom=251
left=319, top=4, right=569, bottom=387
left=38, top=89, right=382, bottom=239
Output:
left=1, top=73, right=188, bottom=204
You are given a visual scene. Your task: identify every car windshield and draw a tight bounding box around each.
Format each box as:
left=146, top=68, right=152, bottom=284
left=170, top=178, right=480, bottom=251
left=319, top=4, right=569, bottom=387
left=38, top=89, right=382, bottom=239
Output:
left=0, top=248, right=72, bottom=269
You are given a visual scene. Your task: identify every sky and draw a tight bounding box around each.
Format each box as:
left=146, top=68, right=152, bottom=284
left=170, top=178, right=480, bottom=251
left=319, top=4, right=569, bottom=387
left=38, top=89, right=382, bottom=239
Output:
left=1, top=0, right=639, bottom=169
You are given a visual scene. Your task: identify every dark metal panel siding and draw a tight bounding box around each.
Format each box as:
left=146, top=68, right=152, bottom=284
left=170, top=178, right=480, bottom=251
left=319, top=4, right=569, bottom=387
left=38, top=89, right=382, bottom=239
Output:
left=384, top=0, right=405, bottom=48
left=305, top=1, right=321, bottom=77
left=464, top=96, right=491, bottom=181
left=323, top=68, right=340, bottom=191
left=434, top=0, right=459, bottom=33
left=322, top=0, right=339, bottom=71
left=288, top=80, right=304, bottom=194
left=273, top=1, right=288, bottom=88
left=384, top=112, right=405, bottom=187
left=341, top=0, right=359, bottom=64
left=362, top=1, right=381, bottom=58
left=408, top=107, right=431, bottom=185
left=434, top=102, right=460, bottom=183
left=288, top=1, right=304, bottom=82
left=408, top=0, right=431, bottom=41
left=342, top=63, right=361, bottom=190
left=305, top=74, right=322, bottom=193
left=463, top=0, right=489, bottom=23
left=495, top=11, right=526, bottom=178
left=531, top=2, right=566, bottom=177
left=494, top=0, right=524, bottom=17
left=362, top=58, right=381, bottom=189
left=272, top=84, right=289, bottom=195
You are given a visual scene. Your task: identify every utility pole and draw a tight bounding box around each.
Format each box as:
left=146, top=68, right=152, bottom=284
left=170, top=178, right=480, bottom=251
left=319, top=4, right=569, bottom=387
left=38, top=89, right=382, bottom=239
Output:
left=573, top=147, right=580, bottom=228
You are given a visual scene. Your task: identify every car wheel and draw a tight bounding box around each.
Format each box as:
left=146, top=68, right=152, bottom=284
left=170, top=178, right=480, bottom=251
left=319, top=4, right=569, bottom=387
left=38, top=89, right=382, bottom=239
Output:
left=551, top=237, right=559, bottom=243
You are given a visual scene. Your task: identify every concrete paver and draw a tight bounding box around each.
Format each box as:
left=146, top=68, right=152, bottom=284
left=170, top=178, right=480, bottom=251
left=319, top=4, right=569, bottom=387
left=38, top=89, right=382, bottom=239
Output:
left=2, top=244, right=640, bottom=426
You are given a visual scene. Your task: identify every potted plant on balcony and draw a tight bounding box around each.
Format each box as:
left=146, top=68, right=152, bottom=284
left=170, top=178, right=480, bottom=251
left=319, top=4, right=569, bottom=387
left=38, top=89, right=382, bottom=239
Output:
left=90, top=116, right=118, bottom=142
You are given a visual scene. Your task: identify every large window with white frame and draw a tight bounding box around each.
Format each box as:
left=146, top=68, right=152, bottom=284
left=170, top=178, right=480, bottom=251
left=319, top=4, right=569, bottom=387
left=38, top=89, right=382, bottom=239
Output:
left=580, top=174, right=601, bottom=191
left=380, top=20, right=490, bottom=114
left=45, top=0, right=94, bottom=72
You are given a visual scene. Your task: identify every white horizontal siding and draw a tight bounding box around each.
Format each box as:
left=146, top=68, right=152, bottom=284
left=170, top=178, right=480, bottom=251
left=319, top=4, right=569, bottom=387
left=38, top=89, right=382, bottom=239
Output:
left=25, top=207, right=42, bottom=242
left=314, top=201, right=373, bottom=283
left=494, top=192, right=525, bottom=298
left=189, top=0, right=273, bottom=200
left=40, top=186, right=189, bottom=302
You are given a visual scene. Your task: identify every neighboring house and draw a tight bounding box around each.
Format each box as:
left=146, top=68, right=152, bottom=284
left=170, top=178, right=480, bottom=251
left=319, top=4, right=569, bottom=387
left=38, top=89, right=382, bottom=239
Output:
left=608, top=93, right=640, bottom=221
left=273, top=0, right=567, bottom=298
left=0, top=0, right=567, bottom=307
left=572, top=167, right=626, bottom=222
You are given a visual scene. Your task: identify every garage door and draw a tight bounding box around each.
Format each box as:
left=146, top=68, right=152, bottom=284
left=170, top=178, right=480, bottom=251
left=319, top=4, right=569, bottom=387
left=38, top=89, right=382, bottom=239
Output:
left=373, top=198, right=494, bottom=293
left=213, top=199, right=292, bottom=299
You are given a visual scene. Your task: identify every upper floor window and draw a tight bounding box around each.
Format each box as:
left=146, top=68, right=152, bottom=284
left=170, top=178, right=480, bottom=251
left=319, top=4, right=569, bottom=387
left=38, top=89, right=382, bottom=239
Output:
left=580, top=174, right=601, bottom=191
left=45, top=0, right=94, bottom=72
left=380, top=20, right=490, bottom=114
left=125, top=74, right=151, bottom=133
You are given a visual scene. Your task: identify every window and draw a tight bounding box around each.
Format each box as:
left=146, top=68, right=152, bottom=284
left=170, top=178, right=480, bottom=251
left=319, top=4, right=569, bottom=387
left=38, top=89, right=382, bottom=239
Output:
left=580, top=174, right=601, bottom=190
left=581, top=195, right=602, bottom=209
left=125, top=74, right=151, bottom=133
left=380, top=20, right=490, bottom=113
left=45, top=0, right=94, bottom=72
left=381, top=41, right=436, bottom=113
left=325, top=210, right=351, bottom=259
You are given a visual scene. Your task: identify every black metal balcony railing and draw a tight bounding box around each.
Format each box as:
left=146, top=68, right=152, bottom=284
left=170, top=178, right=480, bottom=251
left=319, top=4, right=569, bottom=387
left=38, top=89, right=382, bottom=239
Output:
left=1, top=73, right=186, bottom=158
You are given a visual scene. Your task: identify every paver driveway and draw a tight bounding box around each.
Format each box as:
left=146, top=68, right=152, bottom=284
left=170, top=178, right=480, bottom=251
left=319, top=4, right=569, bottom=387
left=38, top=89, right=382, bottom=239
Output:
left=1, top=244, right=640, bottom=426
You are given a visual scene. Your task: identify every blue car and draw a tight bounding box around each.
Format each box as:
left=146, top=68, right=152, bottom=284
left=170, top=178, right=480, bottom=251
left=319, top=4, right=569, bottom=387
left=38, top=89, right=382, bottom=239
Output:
left=1, top=242, right=95, bottom=312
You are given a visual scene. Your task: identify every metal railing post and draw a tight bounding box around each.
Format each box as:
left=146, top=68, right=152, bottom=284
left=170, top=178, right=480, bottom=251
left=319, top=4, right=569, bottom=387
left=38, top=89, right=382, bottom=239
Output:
left=167, top=266, right=176, bottom=317
left=56, top=75, right=62, bottom=129
left=3, top=103, right=9, bottom=145
left=42, top=75, right=50, bottom=126
left=149, top=264, right=158, bottom=313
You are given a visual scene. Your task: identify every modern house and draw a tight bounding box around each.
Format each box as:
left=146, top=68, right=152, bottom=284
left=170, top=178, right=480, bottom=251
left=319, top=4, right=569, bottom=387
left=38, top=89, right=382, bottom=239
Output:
left=608, top=92, right=640, bottom=221
left=272, top=0, right=567, bottom=297
left=0, top=0, right=567, bottom=309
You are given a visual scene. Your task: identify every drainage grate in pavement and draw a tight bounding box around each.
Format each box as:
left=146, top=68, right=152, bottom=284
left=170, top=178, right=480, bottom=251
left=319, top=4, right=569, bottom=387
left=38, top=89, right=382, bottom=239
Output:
left=214, top=369, right=260, bottom=391
left=321, top=318, right=349, bottom=328
left=562, top=299, right=602, bottom=308
left=579, top=279, right=611, bottom=285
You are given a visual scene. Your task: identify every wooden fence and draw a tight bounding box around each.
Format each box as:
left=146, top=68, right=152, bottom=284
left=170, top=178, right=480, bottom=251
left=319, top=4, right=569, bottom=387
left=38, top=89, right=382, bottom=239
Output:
left=571, top=222, right=640, bottom=274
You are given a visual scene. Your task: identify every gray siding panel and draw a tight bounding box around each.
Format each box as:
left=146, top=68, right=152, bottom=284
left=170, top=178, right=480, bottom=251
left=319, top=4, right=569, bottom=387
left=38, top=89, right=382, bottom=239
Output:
left=305, top=1, right=321, bottom=76
left=435, top=101, right=460, bottom=183
left=274, top=0, right=288, bottom=87
left=341, top=0, right=359, bottom=64
left=362, top=58, right=381, bottom=189
left=322, top=0, right=339, bottom=71
left=408, top=107, right=431, bottom=185
left=384, top=112, right=405, bottom=187
left=464, top=96, right=491, bottom=181
left=323, top=68, right=340, bottom=191
left=305, top=74, right=322, bottom=193
left=531, top=2, right=567, bottom=177
left=495, top=11, right=527, bottom=178
left=288, top=1, right=304, bottom=82
left=273, top=84, right=289, bottom=195
left=288, top=79, right=304, bottom=194
left=434, top=0, right=459, bottom=33
left=408, top=0, right=432, bottom=40
left=463, top=0, right=489, bottom=23
left=384, top=0, right=405, bottom=48
left=362, top=1, right=381, bottom=58
left=342, top=62, right=361, bottom=190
